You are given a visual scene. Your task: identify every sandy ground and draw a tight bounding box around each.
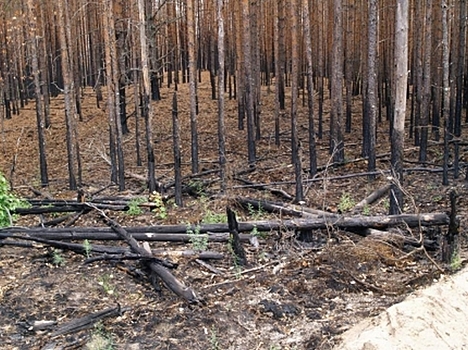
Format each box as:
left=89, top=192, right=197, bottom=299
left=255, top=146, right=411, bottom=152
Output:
left=336, top=266, right=468, bottom=350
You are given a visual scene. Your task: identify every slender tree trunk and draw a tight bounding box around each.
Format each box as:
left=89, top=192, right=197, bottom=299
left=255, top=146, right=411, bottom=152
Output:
left=366, top=0, right=378, bottom=180
left=137, top=0, right=157, bottom=192
left=172, top=92, right=182, bottom=206
left=419, top=0, right=432, bottom=162
left=103, top=0, right=125, bottom=191
left=455, top=0, right=466, bottom=136
left=27, top=0, right=49, bottom=187
left=390, top=0, right=409, bottom=214
left=303, top=0, right=317, bottom=177
left=242, top=0, right=256, bottom=166
left=331, top=0, right=345, bottom=162
left=290, top=0, right=303, bottom=202
left=442, top=0, right=451, bottom=185
left=187, top=0, right=199, bottom=173
left=57, top=0, right=80, bottom=190
left=217, top=0, right=226, bottom=192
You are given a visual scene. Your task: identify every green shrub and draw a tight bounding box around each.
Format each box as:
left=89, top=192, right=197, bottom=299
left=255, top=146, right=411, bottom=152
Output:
left=0, top=172, right=28, bottom=227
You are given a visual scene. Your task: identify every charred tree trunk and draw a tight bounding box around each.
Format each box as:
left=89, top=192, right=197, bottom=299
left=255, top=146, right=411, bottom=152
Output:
left=390, top=0, right=409, bottom=214
left=217, top=0, right=226, bottom=192
left=187, top=0, right=199, bottom=174
left=290, top=0, right=303, bottom=202
left=27, top=0, right=49, bottom=187
left=366, top=0, right=378, bottom=180
left=330, top=0, right=345, bottom=162
left=137, top=0, right=157, bottom=192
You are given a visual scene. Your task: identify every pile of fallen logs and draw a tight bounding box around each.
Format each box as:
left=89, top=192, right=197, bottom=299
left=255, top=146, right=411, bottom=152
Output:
left=0, top=189, right=459, bottom=303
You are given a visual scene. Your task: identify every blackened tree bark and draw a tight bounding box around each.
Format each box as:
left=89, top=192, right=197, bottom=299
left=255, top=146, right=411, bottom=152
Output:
left=172, top=92, right=182, bottom=206
left=138, top=0, right=157, bottom=192
left=273, top=0, right=285, bottom=146
left=290, top=0, right=303, bottom=202
left=366, top=0, right=378, bottom=180
left=390, top=0, right=409, bottom=214
left=331, top=0, right=345, bottom=163
left=217, top=0, right=226, bottom=192
left=103, top=0, right=125, bottom=191
left=27, top=0, right=49, bottom=187
left=242, top=0, right=256, bottom=166
left=455, top=0, right=466, bottom=136
left=303, top=0, right=317, bottom=177
left=442, top=0, right=451, bottom=185
left=57, top=0, right=81, bottom=190
left=187, top=0, right=199, bottom=173
left=419, top=0, right=432, bottom=163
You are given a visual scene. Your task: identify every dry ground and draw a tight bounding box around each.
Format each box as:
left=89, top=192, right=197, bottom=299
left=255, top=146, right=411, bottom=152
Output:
left=0, top=72, right=467, bottom=349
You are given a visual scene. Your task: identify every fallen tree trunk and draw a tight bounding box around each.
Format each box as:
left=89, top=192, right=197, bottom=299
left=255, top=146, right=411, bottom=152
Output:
left=0, top=233, right=224, bottom=259
left=236, top=196, right=337, bottom=218
left=50, top=305, right=129, bottom=338
left=96, top=210, right=199, bottom=303
left=2, top=212, right=450, bottom=237
left=1, top=230, right=252, bottom=242
left=364, top=228, right=439, bottom=251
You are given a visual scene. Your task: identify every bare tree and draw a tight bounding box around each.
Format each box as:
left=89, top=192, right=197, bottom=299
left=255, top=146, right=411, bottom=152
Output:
left=217, top=0, right=226, bottom=192
left=331, top=0, right=345, bottom=162
left=187, top=0, right=199, bottom=173
left=103, top=0, right=125, bottom=191
left=390, top=0, right=409, bottom=214
left=242, top=0, right=256, bottom=166
left=137, top=0, right=157, bottom=192
left=26, top=0, right=48, bottom=187
left=57, top=0, right=81, bottom=190
left=442, top=0, right=451, bottom=185
left=419, top=0, right=433, bottom=162
left=366, top=0, right=378, bottom=180
left=290, top=0, right=303, bottom=202
left=303, top=0, right=317, bottom=177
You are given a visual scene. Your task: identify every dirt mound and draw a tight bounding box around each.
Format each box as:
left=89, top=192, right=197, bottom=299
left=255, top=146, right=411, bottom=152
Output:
left=335, top=266, right=468, bottom=350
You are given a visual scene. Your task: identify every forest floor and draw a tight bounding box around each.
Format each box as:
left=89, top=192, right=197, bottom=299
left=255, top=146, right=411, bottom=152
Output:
left=0, top=72, right=467, bottom=350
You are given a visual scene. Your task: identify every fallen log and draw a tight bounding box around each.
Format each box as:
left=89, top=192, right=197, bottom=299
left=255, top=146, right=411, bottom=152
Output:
left=50, top=305, right=129, bottom=338
left=3, top=230, right=252, bottom=242
left=15, top=203, right=126, bottom=215
left=364, top=228, right=439, bottom=251
left=2, top=212, right=451, bottom=238
left=94, top=208, right=199, bottom=303
left=236, top=196, right=337, bottom=218
left=353, top=184, right=392, bottom=212
left=0, top=233, right=223, bottom=260
left=234, top=178, right=294, bottom=201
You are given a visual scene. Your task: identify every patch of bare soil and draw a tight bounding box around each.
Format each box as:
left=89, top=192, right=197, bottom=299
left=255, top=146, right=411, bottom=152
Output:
left=0, top=72, right=467, bottom=349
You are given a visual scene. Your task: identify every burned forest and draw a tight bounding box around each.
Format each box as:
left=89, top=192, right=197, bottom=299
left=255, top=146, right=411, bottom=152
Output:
left=0, top=0, right=467, bottom=349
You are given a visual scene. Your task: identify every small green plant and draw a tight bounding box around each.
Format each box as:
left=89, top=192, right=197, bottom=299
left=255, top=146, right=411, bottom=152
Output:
left=127, top=197, right=146, bottom=215
left=83, top=239, right=92, bottom=258
left=98, top=274, right=116, bottom=295
left=247, top=203, right=266, bottom=220
left=362, top=204, right=371, bottom=216
left=149, top=191, right=167, bottom=220
left=186, top=224, right=208, bottom=251
left=0, top=172, right=29, bottom=227
left=188, top=179, right=206, bottom=196
left=338, top=193, right=355, bottom=213
left=382, top=198, right=390, bottom=211
left=202, top=209, right=226, bottom=224
left=210, top=326, right=220, bottom=350
left=52, top=250, right=65, bottom=266
left=86, top=322, right=115, bottom=350
left=450, top=251, right=462, bottom=271
left=251, top=225, right=268, bottom=239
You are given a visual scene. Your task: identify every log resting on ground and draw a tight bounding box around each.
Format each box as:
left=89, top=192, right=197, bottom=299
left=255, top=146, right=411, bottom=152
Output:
left=2, top=212, right=450, bottom=237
